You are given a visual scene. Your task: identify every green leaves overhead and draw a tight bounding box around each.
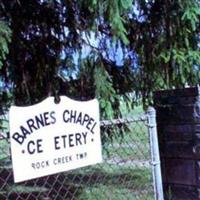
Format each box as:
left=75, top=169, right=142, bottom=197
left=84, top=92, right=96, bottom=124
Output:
left=0, top=21, right=11, bottom=69
left=130, top=0, right=200, bottom=95
left=182, top=2, right=200, bottom=31
left=0, top=0, right=200, bottom=118
left=94, top=62, right=117, bottom=119
left=106, top=0, right=133, bottom=44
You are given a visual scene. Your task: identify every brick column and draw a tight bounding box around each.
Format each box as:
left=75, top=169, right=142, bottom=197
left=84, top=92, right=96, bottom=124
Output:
left=154, top=87, right=200, bottom=200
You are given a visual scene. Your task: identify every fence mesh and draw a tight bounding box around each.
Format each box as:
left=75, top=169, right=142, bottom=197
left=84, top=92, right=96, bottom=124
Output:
left=0, top=112, right=155, bottom=200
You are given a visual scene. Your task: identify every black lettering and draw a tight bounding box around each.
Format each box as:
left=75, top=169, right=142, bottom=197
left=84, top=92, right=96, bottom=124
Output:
left=63, top=110, right=70, bottom=123
left=43, top=112, right=50, bottom=126
left=41, top=161, right=45, bottom=168
left=57, top=157, right=61, bottom=164
left=68, top=156, right=72, bottom=161
left=75, top=133, right=82, bottom=145
left=70, top=110, right=77, bottom=123
left=27, top=119, right=38, bottom=133
left=86, top=118, right=94, bottom=131
left=36, top=162, right=40, bottom=169
left=76, top=152, right=87, bottom=160
left=91, top=122, right=97, bottom=134
left=53, top=158, right=57, bottom=165
left=46, top=160, right=49, bottom=167
left=27, top=139, right=43, bottom=154
left=50, top=111, right=56, bottom=124
left=32, top=163, right=36, bottom=169
left=12, top=132, right=24, bottom=145
left=37, top=139, right=43, bottom=153
left=61, top=135, right=67, bottom=148
left=68, top=134, right=74, bottom=147
left=76, top=112, right=82, bottom=124
left=82, top=132, right=88, bottom=144
left=35, top=114, right=45, bottom=129
left=41, top=161, right=48, bottom=168
left=27, top=140, right=35, bottom=154
left=54, top=136, right=60, bottom=150
left=20, top=126, right=31, bottom=138
left=53, top=156, right=73, bottom=165
left=82, top=114, right=89, bottom=126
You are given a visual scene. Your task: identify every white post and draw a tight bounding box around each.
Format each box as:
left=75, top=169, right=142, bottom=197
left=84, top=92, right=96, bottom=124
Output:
left=147, top=107, right=164, bottom=200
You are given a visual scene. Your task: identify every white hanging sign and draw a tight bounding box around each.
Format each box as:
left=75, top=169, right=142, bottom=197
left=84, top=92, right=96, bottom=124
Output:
left=9, top=96, right=102, bottom=183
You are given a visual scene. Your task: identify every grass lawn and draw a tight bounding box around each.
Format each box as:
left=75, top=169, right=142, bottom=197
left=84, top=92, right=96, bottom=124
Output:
left=78, top=184, right=154, bottom=200
left=67, top=163, right=154, bottom=200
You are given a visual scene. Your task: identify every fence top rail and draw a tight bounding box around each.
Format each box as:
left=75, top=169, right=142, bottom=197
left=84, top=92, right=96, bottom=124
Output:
left=100, top=114, right=148, bottom=126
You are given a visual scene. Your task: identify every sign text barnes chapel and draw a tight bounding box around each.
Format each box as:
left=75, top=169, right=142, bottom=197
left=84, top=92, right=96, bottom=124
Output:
left=10, top=96, right=102, bottom=183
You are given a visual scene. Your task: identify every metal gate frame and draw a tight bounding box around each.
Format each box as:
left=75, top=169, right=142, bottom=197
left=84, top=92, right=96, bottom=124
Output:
left=147, top=107, right=164, bottom=200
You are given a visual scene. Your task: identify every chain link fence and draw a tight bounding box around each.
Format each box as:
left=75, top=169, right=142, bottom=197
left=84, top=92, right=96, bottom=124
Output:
left=0, top=109, right=162, bottom=200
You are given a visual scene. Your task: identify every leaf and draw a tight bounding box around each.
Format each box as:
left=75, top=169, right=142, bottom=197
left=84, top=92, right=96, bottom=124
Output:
left=0, top=21, right=12, bottom=69
left=119, top=0, right=133, bottom=11
left=159, top=51, right=171, bottom=63
left=181, top=6, right=200, bottom=31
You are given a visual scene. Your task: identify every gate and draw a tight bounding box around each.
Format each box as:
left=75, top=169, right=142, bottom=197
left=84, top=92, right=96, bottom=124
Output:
left=0, top=107, right=163, bottom=200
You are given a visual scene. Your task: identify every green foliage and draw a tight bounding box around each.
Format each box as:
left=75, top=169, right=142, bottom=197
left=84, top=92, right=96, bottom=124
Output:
left=182, top=3, right=200, bottom=31
left=0, top=21, right=11, bottom=68
left=130, top=0, right=200, bottom=101
left=94, top=63, right=117, bottom=119
left=106, top=0, right=133, bottom=44
left=0, top=0, right=200, bottom=120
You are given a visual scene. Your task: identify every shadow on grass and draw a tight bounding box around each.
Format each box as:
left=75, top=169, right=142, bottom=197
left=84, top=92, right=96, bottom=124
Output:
left=66, top=168, right=151, bottom=189
left=63, top=166, right=153, bottom=200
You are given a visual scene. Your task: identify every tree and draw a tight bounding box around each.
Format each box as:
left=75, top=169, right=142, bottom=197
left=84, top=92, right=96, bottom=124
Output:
left=0, top=20, right=11, bottom=108
left=0, top=0, right=200, bottom=120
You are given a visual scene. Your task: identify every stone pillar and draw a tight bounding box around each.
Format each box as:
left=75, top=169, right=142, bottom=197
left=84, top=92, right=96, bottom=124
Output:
left=154, top=87, right=200, bottom=200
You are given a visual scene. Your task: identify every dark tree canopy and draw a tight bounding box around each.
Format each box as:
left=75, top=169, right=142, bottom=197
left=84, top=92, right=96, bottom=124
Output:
left=0, top=0, right=200, bottom=119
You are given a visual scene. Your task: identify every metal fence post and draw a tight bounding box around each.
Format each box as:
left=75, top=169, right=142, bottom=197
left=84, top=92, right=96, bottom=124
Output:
left=147, top=107, right=164, bottom=200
